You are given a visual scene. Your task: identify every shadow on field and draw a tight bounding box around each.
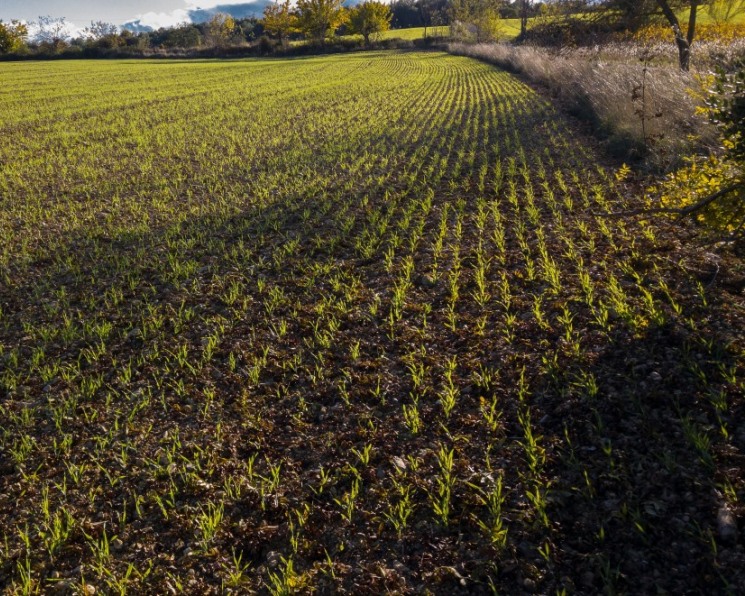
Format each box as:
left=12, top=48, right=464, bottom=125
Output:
left=1, top=75, right=743, bottom=593
left=533, top=319, right=745, bottom=593
left=2, top=187, right=744, bottom=593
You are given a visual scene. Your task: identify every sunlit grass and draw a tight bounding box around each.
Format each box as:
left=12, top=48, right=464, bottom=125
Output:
left=0, top=52, right=741, bottom=594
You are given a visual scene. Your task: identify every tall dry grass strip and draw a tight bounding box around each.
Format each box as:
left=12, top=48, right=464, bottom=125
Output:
left=449, top=42, right=718, bottom=168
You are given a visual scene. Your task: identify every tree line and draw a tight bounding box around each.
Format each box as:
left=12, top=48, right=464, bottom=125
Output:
left=447, top=0, right=745, bottom=70
left=2, top=0, right=744, bottom=69
left=0, top=1, right=540, bottom=58
left=0, top=1, right=398, bottom=58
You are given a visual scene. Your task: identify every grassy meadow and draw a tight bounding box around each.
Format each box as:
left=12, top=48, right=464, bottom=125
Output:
left=0, top=52, right=744, bottom=593
left=685, top=1, right=745, bottom=24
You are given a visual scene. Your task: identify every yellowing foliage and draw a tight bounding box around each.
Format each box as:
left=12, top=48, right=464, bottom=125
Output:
left=205, top=13, right=236, bottom=47
left=633, top=21, right=745, bottom=44
left=0, top=19, right=28, bottom=54
left=651, top=154, right=743, bottom=231
left=264, top=0, right=298, bottom=45
left=296, top=0, right=347, bottom=41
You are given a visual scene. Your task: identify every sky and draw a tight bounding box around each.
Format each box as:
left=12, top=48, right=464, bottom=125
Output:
left=0, top=0, right=269, bottom=31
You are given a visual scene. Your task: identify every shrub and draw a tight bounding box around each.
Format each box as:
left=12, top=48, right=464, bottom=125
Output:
left=522, top=18, right=623, bottom=47
left=257, top=35, right=277, bottom=55
left=651, top=63, right=745, bottom=236
left=709, top=64, right=745, bottom=162
left=633, top=22, right=745, bottom=45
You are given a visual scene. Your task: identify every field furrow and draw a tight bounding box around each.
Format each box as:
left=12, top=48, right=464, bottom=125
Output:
left=0, top=51, right=743, bottom=594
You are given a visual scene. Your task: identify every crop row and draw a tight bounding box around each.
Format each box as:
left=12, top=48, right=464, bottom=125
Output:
left=0, top=52, right=742, bottom=593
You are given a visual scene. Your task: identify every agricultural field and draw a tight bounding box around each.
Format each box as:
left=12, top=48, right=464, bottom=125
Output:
left=0, top=52, right=744, bottom=594
left=359, top=20, right=522, bottom=42
left=380, top=26, right=452, bottom=40
left=339, top=26, right=450, bottom=44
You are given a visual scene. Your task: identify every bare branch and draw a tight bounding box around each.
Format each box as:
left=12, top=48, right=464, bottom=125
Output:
left=595, top=181, right=744, bottom=218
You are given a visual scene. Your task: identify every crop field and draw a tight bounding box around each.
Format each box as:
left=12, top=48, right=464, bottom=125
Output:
left=0, top=52, right=744, bottom=593
left=370, top=21, right=521, bottom=42
left=380, top=26, right=452, bottom=41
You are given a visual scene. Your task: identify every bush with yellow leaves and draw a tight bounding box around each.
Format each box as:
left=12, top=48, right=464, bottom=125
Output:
left=650, top=63, right=744, bottom=237
left=633, top=22, right=745, bottom=45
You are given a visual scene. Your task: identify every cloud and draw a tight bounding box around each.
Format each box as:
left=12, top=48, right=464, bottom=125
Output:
left=123, top=1, right=272, bottom=32
left=121, top=20, right=154, bottom=33
left=187, top=2, right=273, bottom=22
left=123, top=9, right=190, bottom=32
left=25, top=17, right=84, bottom=42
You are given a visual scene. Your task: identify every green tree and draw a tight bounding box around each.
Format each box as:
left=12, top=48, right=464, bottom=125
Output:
left=263, top=0, right=297, bottom=47
left=452, top=0, right=505, bottom=42
left=419, top=0, right=449, bottom=37
left=348, top=1, right=392, bottom=45
left=296, top=0, right=347, bottom=42
left=593, top=0, right=659, bottom=31
left=0, top=20, right=28, bottom=54
left=162, top=25, right=203, bottom=49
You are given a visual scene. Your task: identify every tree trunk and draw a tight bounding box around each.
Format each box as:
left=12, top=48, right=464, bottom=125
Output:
left=655, top=0, right=698, bottom=71
left=674, top=34, right=691, bottom=71
left=520, top=0, right=528, bottom=38
left=687, top=1, right=699, bottom=44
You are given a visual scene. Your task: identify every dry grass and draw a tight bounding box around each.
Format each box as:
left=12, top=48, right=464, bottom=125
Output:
left=562, top=39, right=745, bottom=70
left=449, top=42, right=720, bottom=169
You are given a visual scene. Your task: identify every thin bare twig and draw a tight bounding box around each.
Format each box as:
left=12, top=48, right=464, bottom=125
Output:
left=595, top=181, right=744, bottom=218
